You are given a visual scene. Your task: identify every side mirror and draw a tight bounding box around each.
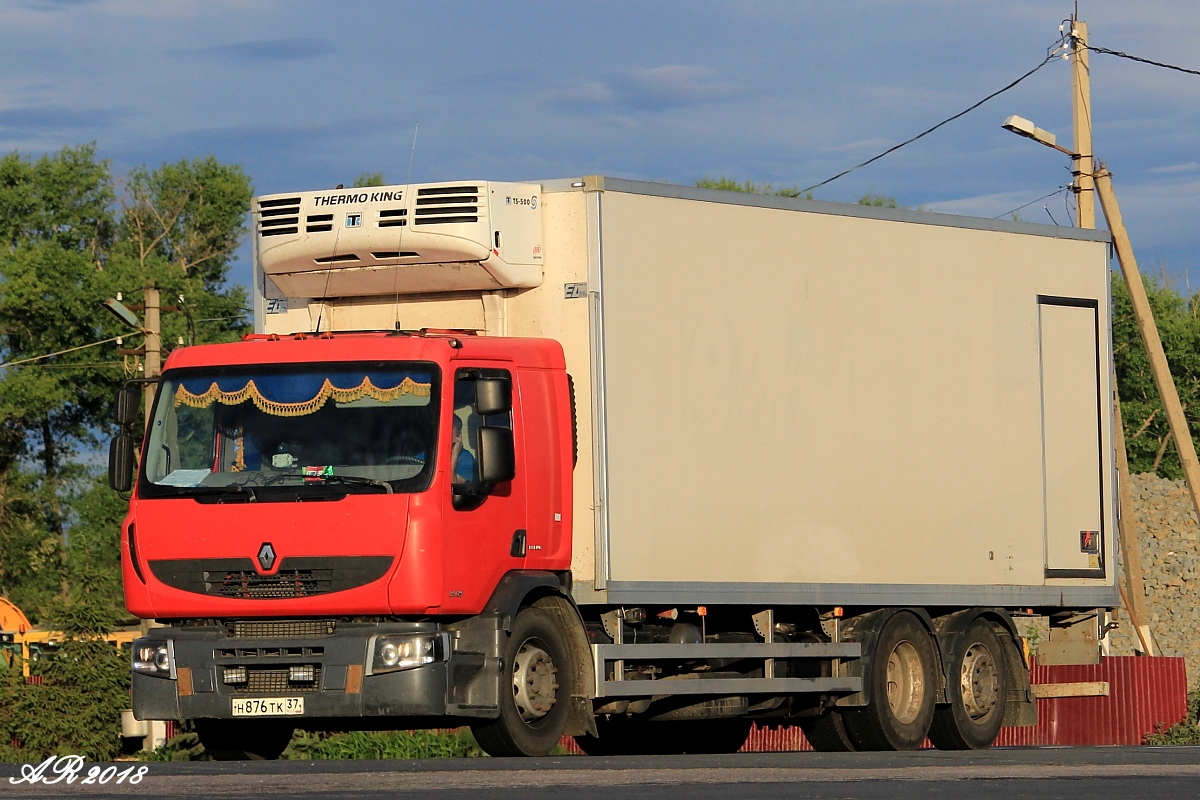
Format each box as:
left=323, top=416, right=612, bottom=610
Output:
left=477, top=426, right=515, bottom=484
left=475, top=378, right=512, bottom=416
left=108, top=433, right=135, bottom=492
left=115, top=385, right=140, bottom=427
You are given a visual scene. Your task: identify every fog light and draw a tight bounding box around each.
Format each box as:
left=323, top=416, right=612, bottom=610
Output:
left=223, top=666, right=248, bottom=685
left=289, top=665, right=315, bottom=683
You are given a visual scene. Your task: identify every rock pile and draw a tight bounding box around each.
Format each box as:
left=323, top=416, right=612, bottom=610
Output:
left=1107, top=472, right=1200, bottom=684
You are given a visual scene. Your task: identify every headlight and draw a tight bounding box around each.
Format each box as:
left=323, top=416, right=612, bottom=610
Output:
left=368, top=632, right=448, bottom=675
left=132, top=640, right=174, bottom=677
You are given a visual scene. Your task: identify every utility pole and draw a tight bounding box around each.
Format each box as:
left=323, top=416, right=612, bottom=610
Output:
left=142, top=284, right=161, bottom=425
left=1070, top=17, right=1095, bottom=228
left=1069, top=14, right=1155, bottom=655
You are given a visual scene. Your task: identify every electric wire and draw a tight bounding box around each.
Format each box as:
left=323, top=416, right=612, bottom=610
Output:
left=993, top=185, right=1070, bottom=220
left=5, top=361, right=124, bottom=370
left=1083, top=45, right=1200, bottom=78
left=0, top=334, right=129, bottom=369
left=800, top=52, right=1060, bottom=195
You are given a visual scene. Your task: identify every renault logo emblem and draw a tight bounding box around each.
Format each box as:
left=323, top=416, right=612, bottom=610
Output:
left=257, top=542, right=277, bottom=572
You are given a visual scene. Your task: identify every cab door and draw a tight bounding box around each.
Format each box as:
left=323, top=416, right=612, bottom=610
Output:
left=440, top=365, right=528, bottom=611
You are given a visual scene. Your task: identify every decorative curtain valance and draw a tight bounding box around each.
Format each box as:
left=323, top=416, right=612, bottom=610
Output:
left=174, top=371, right=432, bottom=417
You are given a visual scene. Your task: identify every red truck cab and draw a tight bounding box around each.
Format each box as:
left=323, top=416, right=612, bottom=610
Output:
left=123, top=330, right=576, bottom=753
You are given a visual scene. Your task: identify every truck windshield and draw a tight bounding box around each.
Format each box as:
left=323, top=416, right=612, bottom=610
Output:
left=139, top=362, right=439, bottom=498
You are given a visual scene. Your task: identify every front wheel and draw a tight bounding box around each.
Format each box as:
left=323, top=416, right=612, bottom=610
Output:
left=471, top=606, right=572, bottom=757
left=928, top=620, right=1008, bottom=750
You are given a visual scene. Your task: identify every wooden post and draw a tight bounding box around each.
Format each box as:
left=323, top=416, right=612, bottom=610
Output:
left=142, top=284, right=161, bottom=426
left=1070, top=19, right=1095, bottom=229
left=1095, top=167, right=1200, bottom=566
left=1112, top=395, right=1158, bottom=655
left=1067, top=24, right=1150, bottom=652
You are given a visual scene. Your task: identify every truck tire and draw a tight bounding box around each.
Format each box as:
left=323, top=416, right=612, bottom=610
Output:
left=928, top=619, right=1008, bottom=750
left=842, top=611, right=936, bottom=751
left=798, top=709, right=856, bottom=751
left=471, top=606, right=572, bottom=757
left=195, top=719, right=293, bottom=760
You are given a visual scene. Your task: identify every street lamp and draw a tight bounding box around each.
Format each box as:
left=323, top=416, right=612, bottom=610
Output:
left=1001, top=115, right=1078, bottom=157
left=102, top=296, right=146, bottom=332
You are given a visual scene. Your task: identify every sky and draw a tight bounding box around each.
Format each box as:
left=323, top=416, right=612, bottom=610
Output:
left=2, top=0, right=1199, bottom=290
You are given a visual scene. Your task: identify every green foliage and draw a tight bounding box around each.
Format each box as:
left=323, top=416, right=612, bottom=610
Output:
left=0, top=144, right=252, bottom=759
left=119, top=156, right=252, bottom=288
left=1144, top=688, right=1200, bottom=745
left=0, top=471, right=65, bottom=622
left=1112, top=274, right=1200, bottom=478
left=694, top=177, right=811, bottom=199
left=353, top=172, right=386, bottom=188
left=138, top=727, right=495, bottom=761
left=0, top=638, right=132, bottom=762
left=857, top=193, right=900, bottom=208
left=0, top=144, right=114, bottom=255
left=139, top=729, right=206, bottom=761
left=283, top=729, right=486, bottom=760
left=0, top=145, right=252, bottom=625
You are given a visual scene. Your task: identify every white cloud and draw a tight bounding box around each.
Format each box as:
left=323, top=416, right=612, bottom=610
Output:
left=540, top=65, right=739, bottom=113
left=1148, top=162, right=1200, bottom=174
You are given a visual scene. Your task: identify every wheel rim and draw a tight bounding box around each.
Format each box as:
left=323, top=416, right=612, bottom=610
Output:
left=511, top=638, right=558, bottom=722
left=959, top=642, right=999, bottom=721
left=884, top=640, right=925, bottom=725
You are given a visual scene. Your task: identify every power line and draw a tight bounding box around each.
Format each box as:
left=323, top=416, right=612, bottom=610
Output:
left=1084, top=45, right=1200, bottom=78
left=994, top=186, right=1070, bottom=220
left=5, top=361, right=124, bottom=370
left=0, top=334, right=129, bottom=369
left=801, top=52, right=1059, bottom=195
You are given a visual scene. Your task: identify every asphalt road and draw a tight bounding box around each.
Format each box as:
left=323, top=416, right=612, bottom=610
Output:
left=4, top=746, right=1200, bottom=800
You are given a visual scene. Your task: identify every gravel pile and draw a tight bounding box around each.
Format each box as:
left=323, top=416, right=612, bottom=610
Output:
left=1107, top=472, right=1200, bottom=684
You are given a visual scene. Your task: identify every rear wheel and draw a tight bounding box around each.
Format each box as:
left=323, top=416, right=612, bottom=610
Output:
left=928, top=620, right=1008, bottom=750
left=195, top=719, right=294, bottom=760
left=471, top=607, right=572, bottom=757
left=842, top=611, right=936, bottom=751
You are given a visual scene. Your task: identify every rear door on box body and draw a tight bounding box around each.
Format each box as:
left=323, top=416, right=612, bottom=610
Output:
left=1038, top=296, right=1105, bottom=578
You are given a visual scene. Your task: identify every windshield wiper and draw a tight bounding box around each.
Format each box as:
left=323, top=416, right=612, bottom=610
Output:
left=315, top=474, right=394, bottom=495
left=186, top=484, right=257, bottom=503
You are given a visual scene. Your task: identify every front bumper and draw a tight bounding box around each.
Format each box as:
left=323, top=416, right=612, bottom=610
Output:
left=132, top=618, right=503, bottom=723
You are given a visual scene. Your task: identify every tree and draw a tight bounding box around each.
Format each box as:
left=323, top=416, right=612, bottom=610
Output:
left=353, top=172, right=385, bottom=188
left=0, top=145, right=253, bottom=624
left=1112, top=273, right=1200, bottom=478
left=694, top=177, right=811, bottom=199
left=857, top=193, right=900, bottom=208
left=119, top=156, right=251, bottom=289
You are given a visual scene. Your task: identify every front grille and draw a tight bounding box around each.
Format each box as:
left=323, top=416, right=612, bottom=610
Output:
left=232, top=666, right=322, bottom=694
left=258, top=197, right=301, bottom=237
left=213, top=569, right=325, bottom=599
left=227, top=620, right=336, bottom=638
left=414, top=186, right=479, bottom=225
left=217, top=646, right=324, bottom=658
left=149, top=556, right=394, bottom=600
